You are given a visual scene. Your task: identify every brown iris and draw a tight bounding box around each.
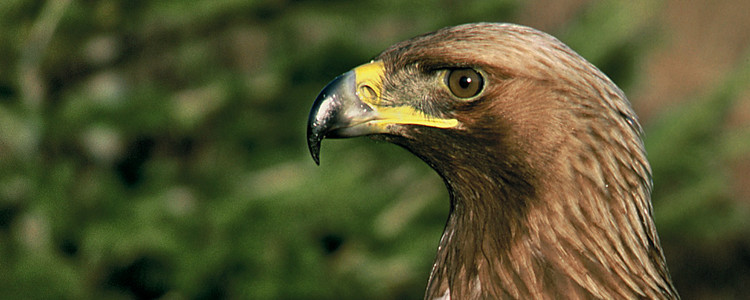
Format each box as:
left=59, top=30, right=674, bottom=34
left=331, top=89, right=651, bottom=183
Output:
left=446, top=68, right=483, bottom=99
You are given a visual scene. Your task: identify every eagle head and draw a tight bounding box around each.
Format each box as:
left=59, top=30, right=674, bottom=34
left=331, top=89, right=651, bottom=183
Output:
left=307, top=23, right=678, bottom=299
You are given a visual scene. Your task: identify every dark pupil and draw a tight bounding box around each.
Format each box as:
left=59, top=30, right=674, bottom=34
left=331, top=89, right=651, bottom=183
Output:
left=459, top=76, right=472, bottom=89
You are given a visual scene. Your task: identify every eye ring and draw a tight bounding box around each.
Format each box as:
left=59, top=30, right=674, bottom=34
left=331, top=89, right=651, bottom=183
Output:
left=446, top=68, right=484, bottom=99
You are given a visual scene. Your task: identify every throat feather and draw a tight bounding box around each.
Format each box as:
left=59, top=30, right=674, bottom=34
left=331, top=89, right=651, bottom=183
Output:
left=424, top=164, right=675, bottom=299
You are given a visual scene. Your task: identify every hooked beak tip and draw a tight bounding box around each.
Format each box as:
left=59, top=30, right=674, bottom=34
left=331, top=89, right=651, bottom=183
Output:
left=306, top=71, right=354, bottom=166
left=307, top=130, right=322, bottom=165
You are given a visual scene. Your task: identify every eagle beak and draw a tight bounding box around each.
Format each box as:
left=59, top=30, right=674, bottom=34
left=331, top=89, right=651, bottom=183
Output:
left=307, top=61, right=458, bottom=164
left=306, top=63, right=381, bottom=165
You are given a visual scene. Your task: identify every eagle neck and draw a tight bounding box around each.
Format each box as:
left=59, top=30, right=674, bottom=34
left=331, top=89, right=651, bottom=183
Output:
left=425, top=168, right=533, bottom=299
left=425, top=165, right=679, bottom=299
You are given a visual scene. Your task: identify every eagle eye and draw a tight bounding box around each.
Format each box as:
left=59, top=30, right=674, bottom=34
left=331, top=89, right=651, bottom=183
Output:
left=446, top=68, right=483, bottom=99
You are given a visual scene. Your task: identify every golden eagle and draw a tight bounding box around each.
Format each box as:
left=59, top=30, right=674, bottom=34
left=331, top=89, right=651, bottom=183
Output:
left=307, top=23, right=679, bottom=299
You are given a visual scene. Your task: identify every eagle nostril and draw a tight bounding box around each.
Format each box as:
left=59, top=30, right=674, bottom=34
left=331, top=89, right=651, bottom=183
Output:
left=358, top=84, right=378, bottom=103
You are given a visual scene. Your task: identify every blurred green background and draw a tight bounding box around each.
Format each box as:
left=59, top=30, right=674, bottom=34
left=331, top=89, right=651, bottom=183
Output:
left=1, top=0, right=749, bottom=299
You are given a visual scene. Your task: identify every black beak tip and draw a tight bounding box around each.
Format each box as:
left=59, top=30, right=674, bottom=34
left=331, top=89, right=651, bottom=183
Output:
left=308, top=134, right=321, bottom=165
left=307, top=122, right=323, bottom=165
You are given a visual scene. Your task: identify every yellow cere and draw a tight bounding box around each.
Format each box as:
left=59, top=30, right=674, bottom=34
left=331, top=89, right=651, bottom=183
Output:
left=353, top=61, right=385, bottom=105
left=352, top=61, right=459, bottom=130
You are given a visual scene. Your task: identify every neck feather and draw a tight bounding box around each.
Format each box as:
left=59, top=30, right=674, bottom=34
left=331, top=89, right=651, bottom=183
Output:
left=424, top=160, right=678, bottom=300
